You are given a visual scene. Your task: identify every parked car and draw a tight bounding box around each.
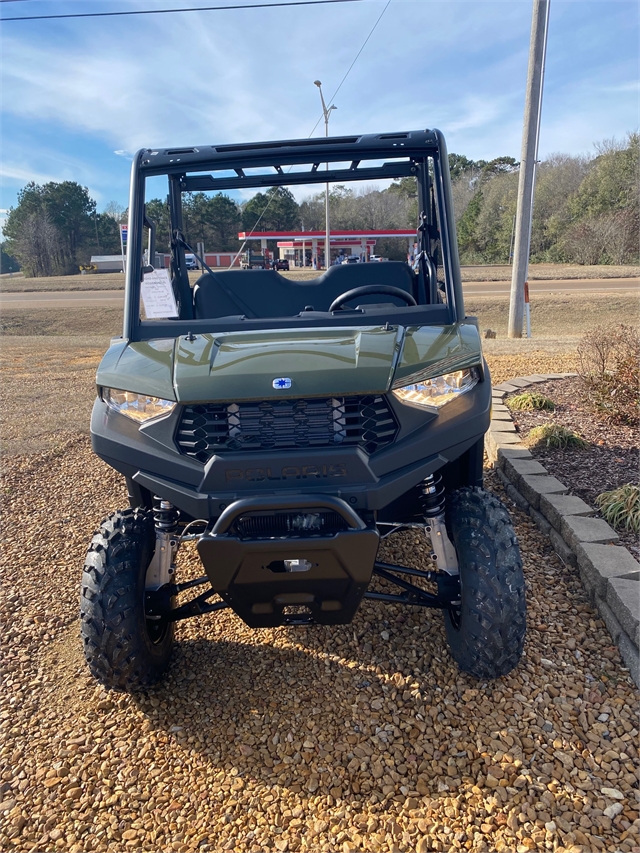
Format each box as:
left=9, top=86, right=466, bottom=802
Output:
left=369, top=255, right=389, bottom=262
left=274, top=259, right=290, bottom=271
left=184, top=254, right=198, bottom=270
left=342, top=256, right=360, bottom=264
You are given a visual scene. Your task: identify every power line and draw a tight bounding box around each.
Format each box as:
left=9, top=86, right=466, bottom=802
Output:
left=230, top=0, right=393, bottom=267
left=327, top=1, right=391, bottom=112
left=307, top=0, right=392, bottom=136
left=0, top=0, right=362, bottom=22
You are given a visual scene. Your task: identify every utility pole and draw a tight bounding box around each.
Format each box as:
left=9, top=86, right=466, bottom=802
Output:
left=508, top=0, right=550, bottom=338
left=314, top=80, right=337, bottom=269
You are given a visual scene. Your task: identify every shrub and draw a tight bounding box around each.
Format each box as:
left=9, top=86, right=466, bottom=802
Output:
left=526, top=424, right=588, bottom=449
left=507, top=392, right=555, bottom=411
left=577, top=324, right=640, bottom=424
left=596, top=484, right=640, bottom=534
left=562, top=210, right=639, bottom=265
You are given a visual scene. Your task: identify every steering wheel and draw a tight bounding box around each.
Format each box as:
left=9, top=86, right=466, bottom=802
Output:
left=328, top=285, right=417, bottom=312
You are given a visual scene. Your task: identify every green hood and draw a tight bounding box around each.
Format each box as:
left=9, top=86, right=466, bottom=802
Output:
left=96, top=323, right=482, bottom=403
left=173, top=326, right=402, bottom=402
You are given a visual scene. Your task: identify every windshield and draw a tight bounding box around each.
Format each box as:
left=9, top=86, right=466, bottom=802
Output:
left=122, top=130, right=463, bottom=340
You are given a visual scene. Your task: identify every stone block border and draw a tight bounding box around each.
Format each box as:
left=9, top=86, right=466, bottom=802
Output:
left=486, top=373, right=640, bottom=688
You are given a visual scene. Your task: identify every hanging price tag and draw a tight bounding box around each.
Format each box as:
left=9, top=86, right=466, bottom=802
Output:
left=141, top=268, right=178, bottom=319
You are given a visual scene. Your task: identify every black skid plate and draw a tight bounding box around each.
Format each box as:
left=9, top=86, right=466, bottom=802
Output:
left=197, top=495, right=379, bottom=627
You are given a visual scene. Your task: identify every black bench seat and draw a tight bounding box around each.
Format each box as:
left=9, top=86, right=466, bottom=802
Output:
left=193, top=262, right=417, bottom=320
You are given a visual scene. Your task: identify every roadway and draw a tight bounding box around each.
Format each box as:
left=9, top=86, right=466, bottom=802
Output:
left=463, top=277, right=639, bottom=295
left=1, top=277, right=637, bottom=308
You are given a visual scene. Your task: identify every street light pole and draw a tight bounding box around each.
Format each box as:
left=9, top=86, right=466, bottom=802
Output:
left=314, top=80, right=336, bottom=269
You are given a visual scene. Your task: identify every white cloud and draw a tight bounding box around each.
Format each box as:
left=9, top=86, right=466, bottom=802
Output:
left=0, top=2, right=533, bottom=154
left=0, top=162, right=63, bottom=186
left=0, top=145, right=115, bottom=206
left=442, top=96, right=507, bottom=135
left=0, top=0, right=637, bottom=210
left=599, top=80, right=640, bottom=93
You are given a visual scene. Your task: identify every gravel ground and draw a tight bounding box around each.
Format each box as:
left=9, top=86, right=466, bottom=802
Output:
left=1, top=336, right=638, bottom=852
left=1, top=438, right=639, bottom=853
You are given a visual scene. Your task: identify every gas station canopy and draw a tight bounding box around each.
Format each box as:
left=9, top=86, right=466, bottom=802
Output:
left=238, top=229, right=416, bottom=243
left=237, top=229, right=417, bottom=265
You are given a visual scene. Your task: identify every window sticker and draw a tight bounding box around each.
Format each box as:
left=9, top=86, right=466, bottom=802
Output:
left=141, top=268, right=178, bottom=319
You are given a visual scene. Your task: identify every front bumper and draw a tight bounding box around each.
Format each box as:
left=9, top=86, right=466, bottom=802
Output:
left=90, top=377, right=491, bottom=518
left=197, top=494, right=379, bottom=627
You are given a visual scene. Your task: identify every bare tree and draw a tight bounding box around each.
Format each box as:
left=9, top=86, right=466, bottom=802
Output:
left=593, top=136, right=627, bottom=157
left=450, top=170, right=479, bottom=223
left=352, top=186, right=411, bottom=231
left=16, top=212, right=61, bottom=277
left=298, top=196, right=325, bottom=231
left=561, top=214, right=616, bottom=265
left=608, top=208, right=640, bottom=264
left=103, top=201, right=126, bottom=223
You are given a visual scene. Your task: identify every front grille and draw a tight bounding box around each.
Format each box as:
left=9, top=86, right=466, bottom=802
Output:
left=232, top=511, right=349, bottom=539
left=176, top=395, right=399, bottom=463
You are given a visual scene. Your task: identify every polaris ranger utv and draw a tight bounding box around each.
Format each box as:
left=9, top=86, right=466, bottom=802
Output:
left=81, top=129, right=526, bottom=692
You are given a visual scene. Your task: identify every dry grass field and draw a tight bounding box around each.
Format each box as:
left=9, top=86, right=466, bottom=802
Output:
left=465, top=292, right=640, bottom=339
left=0, top=336, right=110, bottom=457
left=2, top=290, right=637, bottom=458
left=0, top=291, right=636, bottom=342
left=0, top=272, right=126, bottom=292
left=460, top=263, right=639, bottom=282
left=1, top=263, right=638, bottom=291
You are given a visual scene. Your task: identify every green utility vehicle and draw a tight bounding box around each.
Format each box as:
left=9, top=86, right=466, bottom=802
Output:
left=81, top=129, right=526, bottom=692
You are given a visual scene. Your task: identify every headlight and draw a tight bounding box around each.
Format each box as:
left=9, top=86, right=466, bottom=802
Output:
left=103, top=388, right=176, bottom=422
left=392, top=368, right=479, bottom=409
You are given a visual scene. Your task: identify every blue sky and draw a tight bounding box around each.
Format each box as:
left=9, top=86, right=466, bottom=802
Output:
left=1, top=0, right=638, bottom=229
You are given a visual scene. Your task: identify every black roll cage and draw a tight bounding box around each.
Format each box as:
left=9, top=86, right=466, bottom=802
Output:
left=123, top=128, right=465, bottom=342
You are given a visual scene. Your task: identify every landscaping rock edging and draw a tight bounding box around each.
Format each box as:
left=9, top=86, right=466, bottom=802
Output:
left=486, top=373, right=640, bottom=688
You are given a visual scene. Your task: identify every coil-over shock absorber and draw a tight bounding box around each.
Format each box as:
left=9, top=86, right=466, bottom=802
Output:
left=153, top=498, right=180, bottom=534
left=420, top=474, right=459, bottom=575
left=420, top=473, right=446, bottom=518
left=146, top=498, right=180, bottom=589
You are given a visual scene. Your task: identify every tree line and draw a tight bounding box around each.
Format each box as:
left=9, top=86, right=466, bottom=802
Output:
left=453, top=133, right=638, bottom=265
left=2, top=133, right=636, bottom=276
left=2, top=182, right=122, bottom=277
